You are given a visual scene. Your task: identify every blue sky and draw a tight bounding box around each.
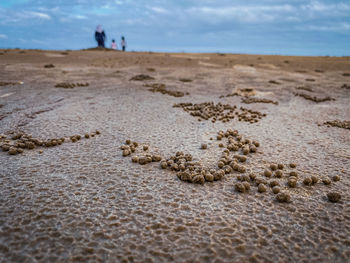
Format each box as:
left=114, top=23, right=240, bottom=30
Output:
left=0, top=0, right=349, bottom=55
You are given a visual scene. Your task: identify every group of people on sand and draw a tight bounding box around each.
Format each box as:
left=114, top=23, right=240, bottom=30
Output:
left=95, top=25, right=126, bottom=51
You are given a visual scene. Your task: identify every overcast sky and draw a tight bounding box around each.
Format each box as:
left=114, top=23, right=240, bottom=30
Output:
left=0, top=0, right=349, bottom=55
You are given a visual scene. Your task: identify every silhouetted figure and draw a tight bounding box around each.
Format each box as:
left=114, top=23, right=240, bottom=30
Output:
left=111, top=39, right=117, bottom=50
left=121, top=36, right=126, bottom=51
left=95, top=25, right=106, bottom=48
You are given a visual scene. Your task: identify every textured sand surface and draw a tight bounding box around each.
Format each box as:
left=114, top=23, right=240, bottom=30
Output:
left=0, top=49, right=350, bottom=262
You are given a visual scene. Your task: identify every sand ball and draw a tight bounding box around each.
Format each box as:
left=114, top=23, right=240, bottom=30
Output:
left=125, top=139, right=131, bottom=145
left=311, top=175, right=318, bottom=184
left=130, top=146, right=135, bottom=153
left=270, top=180, right=279, bottom=187
left=270, top=164, right=277, bottom=171
left=238, top=166, right=246, bottom=173
left=39, top=150, right=43, bottom=154
left=71, top=137, right=77, bottom=143
left=258, top=184, right=267, bottom=193
left=122, top=149, right=130, bottom=157
left=242, top=181, right=250, bottom=191
left=275, top=170, right=283, bottom=178
left=133, top=142, right=138, bottom=147
left=152, top=155, right=162, bottom=162
left=249, top=173, right=256, bottom=181
left=219, top=143, right=224, bottom=148
left=95, top=130, right=101, bottom=135
left=85, top=134, right=90, bottom=139
left=249, top=145, right=257, bottom=153
left=332, top=175, right=340, bottom=182
left=91, top=133, right=95, bottom=137
left=289, top=163, right=297, bottom=168
left=241, top=175, right=250, bottom=182
left=131, top=156, right=139, bottom=163
left=179, top=164, right=186, bottom=171
left=277, top=164, right=284, bottom=170
left=205, top=173, right=214, bottom=182
left=272, top=186, right=280, bottom=194
left=8, top=147, right=17, bottom=155
left=16, top=148, right=24, bottom=153
left=289, top=171, right=298, bottom=177
left=138, top=157, right=147, bottom=165
left=214, top=170, right=225, bottom=181
left=255, top=178, right=267, bottom=186
left=303, top=177, right=312, bottom=186
left=143, top=145, right=149, bottom=151
left=61, top=138, right=65, bottom=142
left=235, top=182, right=246, bottom=193
left=50, top=140, right=57, bottom=147
left=327, top=192, right=341, bottom=203
left=264, top=170, right=272, bottom=177
left=252, top=141, right=260, bottom=147
left=160, top=161, right=168, bottom=169
left=217, top=135, right=222, bottom=140
left=242, top=147, right=249, bottom=155
left=322, top=178, right=331, bottom=185
left=287, top=178, right=297, bottom=188
left=224, top=166, right=233, bottom=174
left=1, top=144, right=10, bottom=151
left=218, top=161, right=225, bottom=169
left=193, top=174, right=205, bottom=184
left=201, top=143, right=207, bottom=150
left=57, top=139, right=63, bottom=145
left=232, top=145, right=239, bottom=151
left=239, top=156, right=247, bottom=163
left=276, top=192, right=291, bottom=203
left=76, top=135, right=81, bottom=140
left=146, top=156, right=153, bottom=163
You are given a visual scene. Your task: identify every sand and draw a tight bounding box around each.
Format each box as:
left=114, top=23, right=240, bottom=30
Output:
left=0, top=49, right=349, bottom=262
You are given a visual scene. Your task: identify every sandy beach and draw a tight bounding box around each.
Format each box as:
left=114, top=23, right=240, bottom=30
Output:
left=0, top=49, right=349, bottom=262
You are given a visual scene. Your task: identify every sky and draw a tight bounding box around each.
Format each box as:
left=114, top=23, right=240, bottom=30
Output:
left=0, top=0, right=349, bottom=56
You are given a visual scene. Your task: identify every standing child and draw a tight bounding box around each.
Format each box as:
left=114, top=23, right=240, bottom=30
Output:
left=121, top=36, right=126, bottom=52
left=111, top=39, right=117, bottom=50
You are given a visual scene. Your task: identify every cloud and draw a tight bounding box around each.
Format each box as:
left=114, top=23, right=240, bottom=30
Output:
left=25, top=11, right=51, bottom=20
left=150, top=6, right=169, bottom=14
left=186, top=4, right=295, bottom=23
left=0, top=34, right=7, bottom=39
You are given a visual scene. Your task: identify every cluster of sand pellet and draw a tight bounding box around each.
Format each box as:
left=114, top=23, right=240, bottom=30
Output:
left=0, top=130, right=100, bottom=155
left=234, top=159, right=342, bottom=203
left=0, top=81, right=20, bottom=86
left=120, top=128, right=342, bottom=203
left=129, top=74, right=154, bottom=81
left=173, top=102, right=265, bottom=123
left=144, top=83, right=188, bottom=97
left=121, top=129, right=261, bottom=185
left=55, top=82, right=89, bottom=89
left=294, top=92, right=335, bottom=103
left=341, top=84, right=350, bottom=89
left=324, top=120, right=350, bottom=129
left=241, top=97, right=278, bottom=105
left=179, top=78, right=192, bottom=82
left=44, top=64, right=55, bottom=68
left=296, top=86, right=313, bottom=92
left=219, top=88, right=256, bottom=98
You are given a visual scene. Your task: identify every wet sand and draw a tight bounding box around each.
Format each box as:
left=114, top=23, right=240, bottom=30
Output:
left=0, top=49, right=350, bottom=262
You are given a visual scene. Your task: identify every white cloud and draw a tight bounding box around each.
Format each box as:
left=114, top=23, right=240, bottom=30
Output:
left=0, top=34, right=7, bottom=39
left=150, top=6, right=168, bottom=14
left=187, top=4, right=295, bottom=23
left=26, top=11, right=51, bottom=20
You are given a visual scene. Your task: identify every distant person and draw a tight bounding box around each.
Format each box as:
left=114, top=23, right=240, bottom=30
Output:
left=95, top=25, right=106, bottom=48
left=111, top=39, right=117, bottom=50
left=121, top=36, right=126, bottom=51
